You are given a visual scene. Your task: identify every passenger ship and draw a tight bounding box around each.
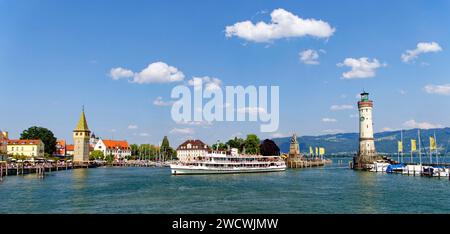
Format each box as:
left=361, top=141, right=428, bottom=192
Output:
left=170, top=149, right=286, bottom=175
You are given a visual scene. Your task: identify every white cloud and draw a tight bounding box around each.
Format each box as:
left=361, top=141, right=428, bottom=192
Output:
left=322, top=118, right=337, bottom=123
left=403, top=120, right=443, bottom=129
left=349, top=114, right=359, bottom=118
left=139, top=133, right=149, bottom=137
left=401, top=42, right=442, bottom=63
left=110, top=61, right=185, bottom=84
left=225, top=8, right=335, bottom=43
left=109, top=67, right=134, bottom=80
left=330, top=105, right=353, bottom=111
left=424, top=84, right=450, bottom=96
left=170, top=128, right=195, bottom=135
left=128, top=124, right=138, bottom=129
left=153, top=96, right=174, bottom=106
left=271, top=132, right=289, bottom=138
left=188, top=76, right=222, bottom=91
left=337, top=57, right=386, bottom=79
left=399, top=89, right=406, bottom=95
left=382, top=127, right=394, bottom=132
left=237, top=107, right=267, bottom=115
left=175, top=120, right=212, bottom=126
left=299, top=49, right=320, bottom=65
left=110, top=129, right=117, bottom=133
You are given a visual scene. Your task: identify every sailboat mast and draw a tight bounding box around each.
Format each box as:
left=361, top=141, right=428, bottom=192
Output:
left=418, top=129, right=422, bottom=165
left=429, top=133, right=432, bottom=165
left=434, top=131, right=438, bottom=165
left=401, top=130, right=404, bottom=163
left=397, top=131, right=400, bottom=163
left=410, top=140, right=413, bottom=164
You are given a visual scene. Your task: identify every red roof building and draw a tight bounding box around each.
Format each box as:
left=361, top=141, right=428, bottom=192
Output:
left=54, top=139, right=66, bottom=156
left=94, top=139, right=131, bottom=160
left=176, top=139, right=209, bottom=161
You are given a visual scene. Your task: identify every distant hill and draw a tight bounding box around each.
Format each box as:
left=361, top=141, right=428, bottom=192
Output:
left=272, top=127, right=450, bottom=156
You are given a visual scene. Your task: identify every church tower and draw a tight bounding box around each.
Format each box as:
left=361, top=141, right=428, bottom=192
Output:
left=73, top=107, right=91, bottom=163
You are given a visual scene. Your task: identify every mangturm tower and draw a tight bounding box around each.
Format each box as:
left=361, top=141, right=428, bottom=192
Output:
left=353, top=92, right=381, bottom=169
left=73, top=107, right=91, bottom=163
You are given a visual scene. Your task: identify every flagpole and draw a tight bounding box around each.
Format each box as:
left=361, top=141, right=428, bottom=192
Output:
left=429, top=136, right=432, bottom=165
left=418, top=129, right=422, bottom=165
left=410, top=140, right=413, bottom=164
left=428, top=133, right=432, bottom=165
left=397, top=136, right=400, bottom=163
left=435, top=131, right=438, bottom=165
left=401, top=130, right=404, bottom=163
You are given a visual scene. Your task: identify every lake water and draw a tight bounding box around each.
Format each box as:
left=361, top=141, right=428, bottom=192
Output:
left=1, top=158, right=449, bottom=213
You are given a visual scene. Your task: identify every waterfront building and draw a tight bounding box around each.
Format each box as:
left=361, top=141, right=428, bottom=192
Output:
left=66, top=144, right=74, bottom=156
left=353, top=92, right=381, bottom=169
left=53, top=139, right=66, bottom=157
left=6, top=139, right=45, bottom=158
left=94, top=139, right=131, bottom=160
left=176, top=139, right=209, bottom=161
left=0, top=130, right=8, bottom=155
left=90, top=132, right=99, bottom=148
left=73, top=108, right=91, bottom=163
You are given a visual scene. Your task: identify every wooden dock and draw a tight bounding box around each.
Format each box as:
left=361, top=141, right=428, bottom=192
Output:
left=0, top=161, right=99, bottom=180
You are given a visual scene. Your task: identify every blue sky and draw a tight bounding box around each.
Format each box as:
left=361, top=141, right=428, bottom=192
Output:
left=1, top=0, right=449, bottom=146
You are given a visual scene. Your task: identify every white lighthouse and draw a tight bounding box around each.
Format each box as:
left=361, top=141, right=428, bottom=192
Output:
left=354, top=92, right=379, bottom=169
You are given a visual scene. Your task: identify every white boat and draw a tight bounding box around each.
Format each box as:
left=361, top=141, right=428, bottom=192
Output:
left=402, top=164, right=423, bottom=175
left=432, top=167, right=449, bottom=177
left=422, top=166, right=449, bottom=177
left=170, top=150, right=286, bottom=175
left=369, top=160, right=390, bottom=172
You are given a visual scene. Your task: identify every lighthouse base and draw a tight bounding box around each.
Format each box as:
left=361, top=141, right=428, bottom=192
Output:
left=352, top=154, right=383, bottom=170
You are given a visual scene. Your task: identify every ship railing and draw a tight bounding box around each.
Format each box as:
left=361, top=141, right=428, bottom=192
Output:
left=174, top=161, right=286, bottom=167
left=179, top=160, right=283, bottom=165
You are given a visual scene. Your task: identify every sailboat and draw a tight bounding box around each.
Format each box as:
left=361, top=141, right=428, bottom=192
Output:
left=422, top=132, right=449, bottom=177
left=402, top=129, right=423, bottom=175
left=387, top=130, right=406, bottom=173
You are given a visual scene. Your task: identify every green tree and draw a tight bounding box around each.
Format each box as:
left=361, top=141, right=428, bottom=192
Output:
left=139, top=144, right=158, bottom=160
left=105, top=153, right=114, bottom=164
left=259, top=139, right=280, bottom=156
left=130, top=144, right=139, bottom=156
left=160, top=136, right=174, bottom=161
left=20, top=126, right=57, bottom=155
left=90, top=150, right=104, bottom=160
left=226, top=137, right=245, bottom=152
left=244, top=134, right=260, bottom=155
left=211, top=142, right=228, bottom=151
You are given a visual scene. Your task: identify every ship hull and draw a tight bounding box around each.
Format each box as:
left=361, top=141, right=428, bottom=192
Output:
left=170, top=165, right=286, bottom=175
